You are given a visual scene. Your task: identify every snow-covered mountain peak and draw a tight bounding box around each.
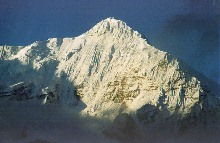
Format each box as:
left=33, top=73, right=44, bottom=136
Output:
left=0, top=18, right=220, bottom=133
left=86, top=17, right=143, bottom=40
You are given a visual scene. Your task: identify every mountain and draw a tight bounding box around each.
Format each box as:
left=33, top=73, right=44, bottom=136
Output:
left=0, top=17, right=219, bottom=135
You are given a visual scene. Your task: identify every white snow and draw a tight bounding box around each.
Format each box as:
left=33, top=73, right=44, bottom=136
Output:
left=0, top=17, right=219, bottom=127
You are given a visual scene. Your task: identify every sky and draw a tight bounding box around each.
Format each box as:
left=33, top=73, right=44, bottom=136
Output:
left=0, top=0, right=219, bottom=83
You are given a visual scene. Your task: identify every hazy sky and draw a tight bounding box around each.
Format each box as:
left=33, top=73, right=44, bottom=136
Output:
left=0, top=0, right=219, bottom=83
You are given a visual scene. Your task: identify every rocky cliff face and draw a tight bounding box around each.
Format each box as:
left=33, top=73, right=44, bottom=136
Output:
left=0, top=18, right=219, bottom=132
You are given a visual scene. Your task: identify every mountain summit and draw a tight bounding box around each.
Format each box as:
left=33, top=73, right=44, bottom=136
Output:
left=87, top=17, right=144, bottom=39
left=0, top=18, right=219, bottom=133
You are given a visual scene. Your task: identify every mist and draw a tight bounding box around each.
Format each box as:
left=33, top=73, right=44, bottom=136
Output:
left=0, top=100, right=117, bottom=143
left=1, top=100, right=220, bottom=143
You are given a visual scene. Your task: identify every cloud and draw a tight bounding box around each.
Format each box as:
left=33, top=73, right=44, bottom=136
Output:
left=154, top=0, right=219, bottom=83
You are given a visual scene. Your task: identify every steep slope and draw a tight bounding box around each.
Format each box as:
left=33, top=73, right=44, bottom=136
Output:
left=0, top=18, right=219, bottom=132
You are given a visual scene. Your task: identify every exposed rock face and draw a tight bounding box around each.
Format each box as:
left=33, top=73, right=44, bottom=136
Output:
left=0, top=17, right=219, bottom=132
left=0, top=82, right=32, bottom=101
